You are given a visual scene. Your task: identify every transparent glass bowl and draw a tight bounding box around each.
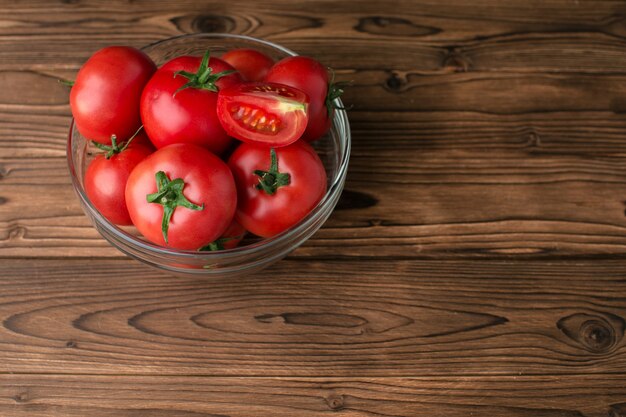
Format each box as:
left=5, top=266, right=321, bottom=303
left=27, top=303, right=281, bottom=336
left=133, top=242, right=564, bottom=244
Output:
left=67, top=33, right=350, bottom=277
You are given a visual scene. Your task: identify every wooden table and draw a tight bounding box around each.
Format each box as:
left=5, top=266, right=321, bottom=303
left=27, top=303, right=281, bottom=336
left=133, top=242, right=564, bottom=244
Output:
left=2, top=1, right=626, bottom=415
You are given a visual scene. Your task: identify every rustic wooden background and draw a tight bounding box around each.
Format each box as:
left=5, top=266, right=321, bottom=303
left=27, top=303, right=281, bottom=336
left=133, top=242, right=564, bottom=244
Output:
left=2, top=0, right=626, bottom=415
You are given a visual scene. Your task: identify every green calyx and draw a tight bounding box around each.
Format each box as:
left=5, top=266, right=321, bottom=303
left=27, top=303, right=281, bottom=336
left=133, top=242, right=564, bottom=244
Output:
left=146, top=171, right=204, bottom=244
left=92, top=125, right=144, bottom=159
left=325, top=68, right=351, bottom=118
left=173, top=49, right=237, bottom=96
left=199, top=240, right=226, bottom=251
left=254, top=148, right=291, bottom=195
left=198, top=233, right=245, bottom=252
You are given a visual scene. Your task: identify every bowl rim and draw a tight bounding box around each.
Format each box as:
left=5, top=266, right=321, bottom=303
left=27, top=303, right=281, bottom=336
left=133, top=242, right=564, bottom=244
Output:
left=67, top=32, right=351, bottom=260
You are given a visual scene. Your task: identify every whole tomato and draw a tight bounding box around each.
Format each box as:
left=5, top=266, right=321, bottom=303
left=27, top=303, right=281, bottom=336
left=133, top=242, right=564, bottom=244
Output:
left=221, top=48, right=274, bottom=82
left=265, top=56, right=344, bottom=142
left=125, top=143, right=237, bottom=250
left=84, top=129, right=153, bottom=225
left=70, top=46, right=156, bottom=145
left=140, top=51, right=241, bottom=154
left=228, top=141, right=327, bottom=238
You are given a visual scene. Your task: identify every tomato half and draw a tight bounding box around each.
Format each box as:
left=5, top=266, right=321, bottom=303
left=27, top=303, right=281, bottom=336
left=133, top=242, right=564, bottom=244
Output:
left=221, top=49, right=274, bottom=82
left=125, top=143, right=237, bottom=250
left=265, top=56, right=344, bottom=142
left=70, top=46, right=156, bottom=145
left=84, top=130, right=153, bottom=225
left=217, top=82, right=309, bottom=147
left=228, top=141, right=327, bottom=238
left=140, top=51, right=241, bottom=154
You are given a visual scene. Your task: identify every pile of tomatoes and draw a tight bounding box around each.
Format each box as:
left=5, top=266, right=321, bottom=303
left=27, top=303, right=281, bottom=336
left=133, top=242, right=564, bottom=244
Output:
left=70, top=45, right=344, bottom=250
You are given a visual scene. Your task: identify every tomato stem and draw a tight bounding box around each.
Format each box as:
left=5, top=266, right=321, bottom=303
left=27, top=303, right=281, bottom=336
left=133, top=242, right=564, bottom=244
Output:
left=198, top=233, right=246, bottom=252
left=91, top=125, right=144, bottom=159
left=172, top=50, right=237, bottom=96
left=254, top=148, right=291, bottom=195
left=146, top=171, right=204, bottom=244
left=325, top=68, right=351, bottom=117
left=58, top=79, right=75, bottom=87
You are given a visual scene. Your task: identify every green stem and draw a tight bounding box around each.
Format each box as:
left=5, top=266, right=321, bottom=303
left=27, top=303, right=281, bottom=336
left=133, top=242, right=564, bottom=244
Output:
left=58, top=79, right=75, bottom=87
left=91, top=125, right=144, bottom=159
left=172, top=50, right=237, bottom=96
left=254, top=149, right=291, bottom=195
left=198, top=233, right=246, bottom=252
left=146, top=171, right=204, bottom=244
left=325, top=68, right=351, bottom=117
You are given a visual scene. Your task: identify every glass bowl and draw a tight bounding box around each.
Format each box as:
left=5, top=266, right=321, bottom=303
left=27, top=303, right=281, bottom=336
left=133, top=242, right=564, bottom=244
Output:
left=67, top=33, right=350, bottom=277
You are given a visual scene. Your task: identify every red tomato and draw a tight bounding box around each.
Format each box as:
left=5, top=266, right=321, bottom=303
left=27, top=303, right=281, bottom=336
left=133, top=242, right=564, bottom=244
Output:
left=71, top=46, right=156, bottom=145
left=228, top=141, right=327, bottom=238
left=84, top=130, right=153, bottom=225
left=125, top=143, right=237, bottom=250
left=265, top=56, right=344, bottom=142
left=199, top=219, right=247, bottom=251
left=140, top=51, right=241, bottom=154
left=217, top=82, right=309, bottom=147
left=221, top=49, right=274, bottom=82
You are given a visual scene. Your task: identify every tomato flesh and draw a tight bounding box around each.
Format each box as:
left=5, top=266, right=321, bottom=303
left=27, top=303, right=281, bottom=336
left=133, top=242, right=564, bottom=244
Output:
left=217, top=82, right=309, bottom=147
left=264, top=56, right=332, bottom=142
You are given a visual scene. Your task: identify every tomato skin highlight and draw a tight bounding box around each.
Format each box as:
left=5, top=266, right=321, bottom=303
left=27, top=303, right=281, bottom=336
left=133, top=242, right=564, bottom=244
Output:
left=71, top=46, right=156, bottom=145
left=140, top=55, right=241, bottom=154
left=84, top=131, right=153, bottom=225
left=264, top=56, right=332, bottom=142
left=228, top=141, right=327, bottom=238
left=125, top=143, right=237, bottom=250
left=217, top=82, right=309, bottom=147
left=221, top=49, right=274, bottom=82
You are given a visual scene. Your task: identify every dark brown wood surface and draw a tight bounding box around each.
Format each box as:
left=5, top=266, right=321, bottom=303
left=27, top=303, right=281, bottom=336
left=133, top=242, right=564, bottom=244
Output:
left=2, top=1, right=626, bottom=416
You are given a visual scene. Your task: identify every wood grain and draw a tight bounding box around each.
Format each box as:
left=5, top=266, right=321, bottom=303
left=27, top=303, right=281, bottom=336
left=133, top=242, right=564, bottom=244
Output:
left=1, top=374, right=626, bottom=417
left=0, top=258, right=624, bottom=377
left=3, top=0, right=626, bottom=415
left=4, top=2, right=626, bottom=258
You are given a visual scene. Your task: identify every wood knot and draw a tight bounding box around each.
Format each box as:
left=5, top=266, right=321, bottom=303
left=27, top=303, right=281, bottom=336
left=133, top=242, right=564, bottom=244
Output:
left=0, top=196, right=7, bottom=206
left=442, top=49, right=471, bottom=72
left=13, top=392, right=28, bottom=403
left=8, top=225, right=26, bottom=240
left=66, top=340, right=78, bottom=348
left=580, top=320, right=613, bottom=351
left=609, top=402, right=626, bottom=417
left=384, top=72, right=406, bottom=92
left=192, top=14, right=235, bottom=33
left=557, top=313, right=625, bottom=353
left=354, top=16, right=440, bottom=37
left=526, top=131, right=542, bottom=148
left=325, top=394, right=345, bottom=411
left=170, top=14, right=236, bottom=34
left=0, top=164, right=10, bottom=179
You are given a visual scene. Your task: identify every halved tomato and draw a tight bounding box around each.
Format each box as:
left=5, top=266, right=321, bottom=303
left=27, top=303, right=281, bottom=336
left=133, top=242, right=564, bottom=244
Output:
left=217, top=82, right=309, bottom=147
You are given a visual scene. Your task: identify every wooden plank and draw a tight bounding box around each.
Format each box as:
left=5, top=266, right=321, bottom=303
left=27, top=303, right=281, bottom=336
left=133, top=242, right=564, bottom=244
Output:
left=1, top=374, right=625, bottom=417
left=5, top=106, right=626, bottom=258
left=4, top=1, right=626, bottom=72
left=0, top=258, right=624, bottom=377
